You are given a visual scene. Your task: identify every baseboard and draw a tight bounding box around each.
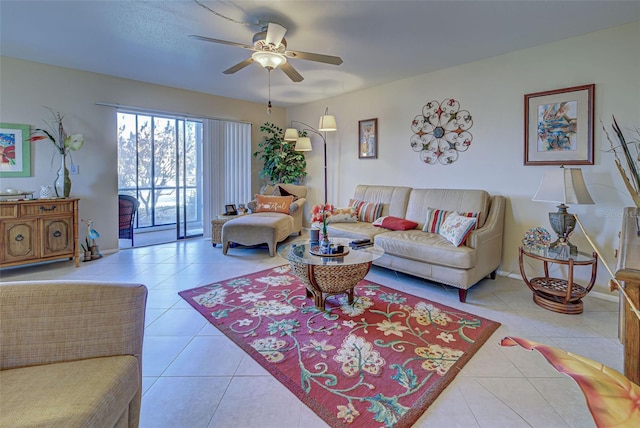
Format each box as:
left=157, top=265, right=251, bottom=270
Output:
left=496, top=269, right=619, bottom=303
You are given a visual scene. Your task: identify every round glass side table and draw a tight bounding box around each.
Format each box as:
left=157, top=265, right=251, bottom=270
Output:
left=519, top=246, right=598, bottom=314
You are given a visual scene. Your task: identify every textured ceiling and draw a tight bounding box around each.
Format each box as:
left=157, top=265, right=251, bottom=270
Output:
left=1, top=1, right=639, bottom=107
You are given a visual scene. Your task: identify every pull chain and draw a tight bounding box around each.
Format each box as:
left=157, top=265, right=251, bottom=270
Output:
left=267, top=69, right=272, bottom=115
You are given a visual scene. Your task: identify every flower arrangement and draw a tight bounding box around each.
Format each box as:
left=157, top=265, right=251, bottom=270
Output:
left=311, top=203, right=335, bottom=238
left=603, top=116, right=640, bottom=208
left=29, top=107, right=84, bottom=156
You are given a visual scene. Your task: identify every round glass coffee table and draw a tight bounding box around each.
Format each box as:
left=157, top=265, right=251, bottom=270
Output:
left=278, top=237, right=384, bottom=310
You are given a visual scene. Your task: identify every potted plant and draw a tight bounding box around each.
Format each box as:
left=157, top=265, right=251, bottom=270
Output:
left=253, top=122, right=308, bottom=184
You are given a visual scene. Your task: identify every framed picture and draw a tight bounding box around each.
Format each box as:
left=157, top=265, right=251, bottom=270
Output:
left=225, top=204, right=238, bottom=215
left=0, top=123, right=31, bottom=177
left=524, top=84, right=594, bottom=166
left=358, top=118, right=377, bottom=159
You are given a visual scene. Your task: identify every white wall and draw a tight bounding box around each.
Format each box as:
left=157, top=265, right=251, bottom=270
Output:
left=287, top=21, right=640, bottom=295
left=0, top=57, right=286, bottom=251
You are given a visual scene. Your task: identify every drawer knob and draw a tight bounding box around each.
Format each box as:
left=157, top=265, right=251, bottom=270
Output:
left=40, top=205, right=57, bottom=211
left=15, top=234, right=24, bottom=242
left=53, top=230, right=62, bottom=238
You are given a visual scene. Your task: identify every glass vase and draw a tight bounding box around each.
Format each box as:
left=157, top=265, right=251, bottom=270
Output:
left=54, top=155, right=71, bottom=198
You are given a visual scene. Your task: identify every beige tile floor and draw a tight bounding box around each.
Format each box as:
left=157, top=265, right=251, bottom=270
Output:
left=1, top=237, right=623, bottom=428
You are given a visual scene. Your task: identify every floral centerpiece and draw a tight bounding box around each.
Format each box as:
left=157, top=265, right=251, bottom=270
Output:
left=311, top=203, right=335, bottom=242
left=603, top=116, right=639, bottom=208
left=30, top=107, right=84, bottom=198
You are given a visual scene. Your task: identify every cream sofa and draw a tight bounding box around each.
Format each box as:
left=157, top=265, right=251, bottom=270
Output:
left=223, top=183, right=307, bottom=256
left=0, top=281, right=147, bottom=428
left=327, top=185, right=506, bottom=302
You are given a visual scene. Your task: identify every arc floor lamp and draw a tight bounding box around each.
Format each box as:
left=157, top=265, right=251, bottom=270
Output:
left=284, top=108, right=337, bottom=205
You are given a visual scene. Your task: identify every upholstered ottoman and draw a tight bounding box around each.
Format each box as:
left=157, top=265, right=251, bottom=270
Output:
left=222, top=213, right=294, bottom=257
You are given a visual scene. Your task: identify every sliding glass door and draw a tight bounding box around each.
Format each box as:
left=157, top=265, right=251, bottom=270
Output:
left=118, top=112, right=203, bottom=245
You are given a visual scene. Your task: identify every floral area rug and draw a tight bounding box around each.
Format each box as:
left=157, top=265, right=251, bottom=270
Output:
left=179, top=265, right=500, bottom=427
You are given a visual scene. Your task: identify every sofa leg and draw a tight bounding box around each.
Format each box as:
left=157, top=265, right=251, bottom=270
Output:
left=222, top=242, right=229, bottom=255
left=490, top=270, right=497, bottom=280
left=268, top=243, right=275, bottom=257
left=458, top=289, right=468, bottom=303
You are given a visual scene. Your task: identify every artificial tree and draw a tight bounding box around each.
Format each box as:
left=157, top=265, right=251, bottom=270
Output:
left=253, top=122, right=308, bottom=184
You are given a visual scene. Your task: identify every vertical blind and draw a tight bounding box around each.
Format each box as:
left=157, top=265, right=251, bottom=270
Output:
left=205, top=119, right=251, bottom=219
left=224, top=121, right=252, bottom=207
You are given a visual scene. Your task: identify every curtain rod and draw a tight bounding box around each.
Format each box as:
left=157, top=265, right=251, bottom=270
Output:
left=95, top=102, right=252, bottom=125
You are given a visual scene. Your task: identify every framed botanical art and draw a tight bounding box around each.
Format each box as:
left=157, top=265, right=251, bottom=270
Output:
left=524, top=84, right=594, bottom=166
left=0, top=123, right=31, bottom=177
left=358, top=118, right=377, bottom=159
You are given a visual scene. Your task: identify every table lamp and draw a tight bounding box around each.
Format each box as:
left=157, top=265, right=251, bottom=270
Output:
left=532, top=165, right=594, bottom=255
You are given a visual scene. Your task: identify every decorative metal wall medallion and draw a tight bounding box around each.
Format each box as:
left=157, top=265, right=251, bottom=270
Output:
left=410, top=99, right=473, bottom=165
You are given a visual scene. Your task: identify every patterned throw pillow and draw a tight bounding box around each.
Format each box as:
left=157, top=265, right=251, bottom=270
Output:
left=422, top=208, right=479, bottom=233
left=349, top=199, right=384, bottom=223
left=277, top=185, right=299, bottom=202
left=438, top=213, right=477, bottom=247
left=327, top=207, right=358, bottom=223
left=255, top=195, right=294, bottom=214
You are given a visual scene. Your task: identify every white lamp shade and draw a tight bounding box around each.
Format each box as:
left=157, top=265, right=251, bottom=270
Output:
left=284, top=128, right=299, bottom=142
left=251, top=51, right=286, bottom=69
left=294, top=137, right=312, bottom=151
left=318, top=115, right=337, bottom=132
left=532, top=167, right=594, bottom=205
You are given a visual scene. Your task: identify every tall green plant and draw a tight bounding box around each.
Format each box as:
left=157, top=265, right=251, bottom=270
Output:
left=253, top=122, right=308, bottom=184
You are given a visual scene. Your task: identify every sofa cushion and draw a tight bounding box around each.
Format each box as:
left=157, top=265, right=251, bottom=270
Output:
left=351, top=185, right=412, bottom=218
left=255, top=195, right=294, bottom=214
left=405, top=189, right=491, bottom=229
left=326, top=221, right=388, bottom=241
left=373, top=216, right=418, bottom=231
left=438, top=213, right=478, bottom=247
left=374, top=230, right=476, bottom=270
left=0, top=355, right=138, bottom=428
left=349, top=199, right=384, bottom=222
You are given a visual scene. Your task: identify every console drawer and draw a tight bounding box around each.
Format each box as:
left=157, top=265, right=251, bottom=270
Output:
left=21, top=201, right=74, bottom=217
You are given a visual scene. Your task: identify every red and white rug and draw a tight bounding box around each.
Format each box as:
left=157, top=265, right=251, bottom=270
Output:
left=179, top=265, right=500, bottom=427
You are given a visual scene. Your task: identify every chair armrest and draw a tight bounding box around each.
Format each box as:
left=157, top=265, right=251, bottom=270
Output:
left=0, top=281, right=147, bottom=370
left=289, top=197, right=306, bottom=215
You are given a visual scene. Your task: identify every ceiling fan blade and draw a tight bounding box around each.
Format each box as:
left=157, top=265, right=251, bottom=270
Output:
left=265, top=23, right=287, bottom=47
left=285, top=50, right=343, bottom=65
left=189, top=35, right=255, bottom=51
left=280, top=63, right=303, bottom=82
left=223, top=58, right=254, bottom=74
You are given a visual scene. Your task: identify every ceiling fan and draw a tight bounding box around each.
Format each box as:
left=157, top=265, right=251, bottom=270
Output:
left=189, top=23, right=343, bottom=82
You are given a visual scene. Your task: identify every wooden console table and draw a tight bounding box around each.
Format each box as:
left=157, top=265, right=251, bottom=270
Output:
left=615, top=207, right=640, bottom=385
left=0, top=198, right=80, bottom=268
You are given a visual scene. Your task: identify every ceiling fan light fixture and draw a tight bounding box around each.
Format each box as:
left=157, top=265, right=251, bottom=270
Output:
left=251, top=51, right=287, bottom=69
